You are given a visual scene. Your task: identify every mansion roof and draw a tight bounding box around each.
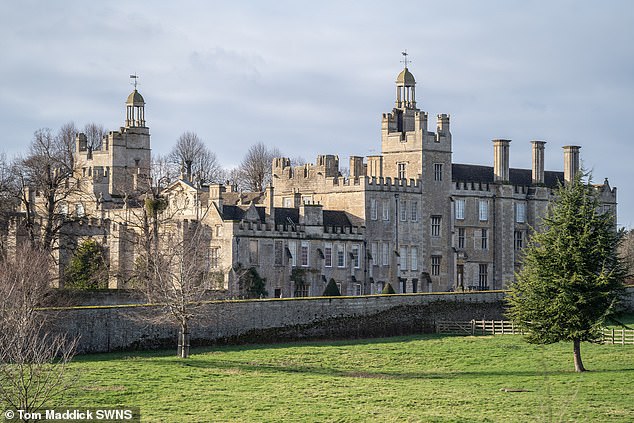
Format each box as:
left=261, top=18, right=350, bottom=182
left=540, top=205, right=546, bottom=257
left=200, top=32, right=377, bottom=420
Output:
left=452, top=164, right=564, bottom=188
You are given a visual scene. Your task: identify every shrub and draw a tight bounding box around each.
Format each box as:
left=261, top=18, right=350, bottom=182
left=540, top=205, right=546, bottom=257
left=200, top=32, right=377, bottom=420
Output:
left=322, top=278, right=341, bottom=296
left=382, top=283, right=396, bottom=295
left=64, top=238, right=107, bottom=289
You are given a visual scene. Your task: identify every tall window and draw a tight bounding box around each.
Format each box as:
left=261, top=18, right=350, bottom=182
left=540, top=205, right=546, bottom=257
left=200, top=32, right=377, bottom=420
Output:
left=249, top=240, right=259, bottom=264
left=399, top=247, right=407, bottom=269
left=274, top=240, right=283, bottom=266
left=300, top=241, right=309, bottom=267
left=400, top=199, right=407, bottom=221
left=397, top=162, right=406, bottom=179
left=411, top=201, right=418, bottom=221
left=514, top=230, right=523, bottom=250
left=288, top=240, right=297, bottom=267
left=434, top=163, right=443, bottom=181
left=431, top=256, right=441, bottom=276
left=353, top=283, right=362, bottom=296
left=478, top=264, right=488, bottom=289
left=431, top=215, right=442, bottom=237
left=382, top=242, right=389, bottom=266
left=455, top=199, right=465, bottom=220
left=458, top=227, right=465, bottom=249
left=294, top=284, right=309, bottom=298
left=75, top=203, right=85, bottom=218
left=324, top=242, right=333, bottom=267
left=410, top=247, right=418, bottom=271
left=337, top=243, right=346, bottom=267
left=351, top=244, right=360, bottom=269
left=382, top=200, right=389, bottom=220
left=456, top=264, right=464, bottom=289
left=370, top=198, right=378, bottom=220
left=210, top=247, right=219, bottom=268
left=515, top=202, right=526, bottom=223
left=481, top=228, right=488, bottom=250
left=371, top=242, right=378, bottom=266
left=479, top=200, right=488, bottom=221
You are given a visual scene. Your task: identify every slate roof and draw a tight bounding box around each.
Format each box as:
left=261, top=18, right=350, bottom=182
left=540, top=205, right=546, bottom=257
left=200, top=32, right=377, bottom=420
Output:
left=452, top=163, right=564, bottom=188
left=221, top=205, right=266, bottom=222
left=222, top=191, right=266, bottom=206
left=273, top=207, right=353, bottom=228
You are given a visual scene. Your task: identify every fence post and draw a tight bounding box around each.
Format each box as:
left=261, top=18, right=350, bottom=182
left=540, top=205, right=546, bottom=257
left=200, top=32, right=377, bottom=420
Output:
left=622, top=329, right=625, bottom=345
left=612, top=328, right=615, bottom=345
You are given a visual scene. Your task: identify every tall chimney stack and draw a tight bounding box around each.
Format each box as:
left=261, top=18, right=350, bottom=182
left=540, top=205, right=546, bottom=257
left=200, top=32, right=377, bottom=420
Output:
left=563, top=145, right=581, bottom=184
left=531, top=140, right=546, bottom=184
left=493, top=139, right=511, bottom=183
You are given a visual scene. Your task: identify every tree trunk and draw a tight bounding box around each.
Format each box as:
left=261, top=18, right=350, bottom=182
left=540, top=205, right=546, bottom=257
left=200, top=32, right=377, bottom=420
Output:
left=573, top=338, right=586, bottom=372
left=178, top=323, right=190, bottom=359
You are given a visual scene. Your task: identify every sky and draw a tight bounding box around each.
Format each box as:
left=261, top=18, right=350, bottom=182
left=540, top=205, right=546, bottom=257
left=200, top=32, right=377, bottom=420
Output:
left=0, top=1, right=632, bottom=227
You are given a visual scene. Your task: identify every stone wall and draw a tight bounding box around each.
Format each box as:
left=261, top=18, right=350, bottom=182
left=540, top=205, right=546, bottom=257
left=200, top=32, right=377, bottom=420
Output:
left=49, top=291, right=506, bottom=354
left=47, top=287, right=634, bottom=355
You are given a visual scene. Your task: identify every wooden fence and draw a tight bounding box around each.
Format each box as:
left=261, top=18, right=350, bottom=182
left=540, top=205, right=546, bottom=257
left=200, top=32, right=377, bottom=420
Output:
left=435, top=320, right=523, bottom=336
left=436, top=321, right=634, bottom=345
left=602, top=328, right=634, bottom=345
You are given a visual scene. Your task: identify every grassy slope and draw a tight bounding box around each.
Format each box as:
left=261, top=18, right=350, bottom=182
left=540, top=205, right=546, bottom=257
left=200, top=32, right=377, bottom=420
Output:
left=63, top=334, right=633, bottom=422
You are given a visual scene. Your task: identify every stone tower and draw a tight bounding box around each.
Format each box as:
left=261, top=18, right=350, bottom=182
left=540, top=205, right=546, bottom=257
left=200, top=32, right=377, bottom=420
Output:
left=74, top=87, right=152, bottom=205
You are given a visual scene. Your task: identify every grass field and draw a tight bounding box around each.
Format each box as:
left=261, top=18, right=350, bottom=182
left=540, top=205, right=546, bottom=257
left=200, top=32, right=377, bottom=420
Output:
left=57, top=331, right=634, bottom=422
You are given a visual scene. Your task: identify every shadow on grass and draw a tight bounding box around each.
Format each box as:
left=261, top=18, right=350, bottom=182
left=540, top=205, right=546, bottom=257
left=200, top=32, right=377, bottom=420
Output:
left=124, top=353, right=634, bottom=381
left=72, top=334, right=447, bottom=363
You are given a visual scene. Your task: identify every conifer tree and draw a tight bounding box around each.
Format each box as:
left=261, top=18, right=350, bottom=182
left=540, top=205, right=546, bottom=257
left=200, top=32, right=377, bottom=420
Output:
left=382, top=283, right=396, bottom=295
left=507, top=173, right=627, bottom=372
left=65, top=238, right=107, bottom=289
left=323, top=278, right=341, bottom=296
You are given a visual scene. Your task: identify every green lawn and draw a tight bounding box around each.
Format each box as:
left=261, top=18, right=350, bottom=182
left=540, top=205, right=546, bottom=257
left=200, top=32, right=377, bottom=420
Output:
left=57, top=333, right=634, bottom=422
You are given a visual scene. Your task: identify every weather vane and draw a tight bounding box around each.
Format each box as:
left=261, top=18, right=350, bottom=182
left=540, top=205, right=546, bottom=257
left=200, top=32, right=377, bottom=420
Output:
left=129, top=74, right=139, bottom=89
left=401, top=50, right=411, bottom=68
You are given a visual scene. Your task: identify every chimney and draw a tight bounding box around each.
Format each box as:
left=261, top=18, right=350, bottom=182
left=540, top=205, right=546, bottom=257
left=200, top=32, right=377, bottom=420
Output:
left=563, top=145, right=581, bottom=184
left=209, top=183, right=223, bottom=213
left=266, top=184, right=275, bottom=225
left=349, top=156, right=365, bottom=178
left=493, top=139, right=511, bottom=183
left=531, top=140, right=546, bottom=184
left=367, top=156, right=383, bottom=178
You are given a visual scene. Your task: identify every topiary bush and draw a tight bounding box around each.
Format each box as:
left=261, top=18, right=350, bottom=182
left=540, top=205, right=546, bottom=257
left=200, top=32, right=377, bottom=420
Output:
left=382, top=282, right=396, bottom=295
left=322, top=278, right=341, bottom=296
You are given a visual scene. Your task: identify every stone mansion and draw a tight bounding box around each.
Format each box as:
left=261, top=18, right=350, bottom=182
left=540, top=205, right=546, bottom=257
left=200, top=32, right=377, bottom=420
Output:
left=5, top=66, right=617, bottom=297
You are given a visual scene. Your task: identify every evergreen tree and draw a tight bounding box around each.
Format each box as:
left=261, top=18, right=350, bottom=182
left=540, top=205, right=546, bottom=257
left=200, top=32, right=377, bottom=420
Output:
left=382, top=283, right=396, bottom=295
left=65, top=238, right=107, bottom=289
left=323, top=278, right=341, bottom=296
left=236, top=266, right=268, bottom=298
left=507, top=173, right=627, bottom=372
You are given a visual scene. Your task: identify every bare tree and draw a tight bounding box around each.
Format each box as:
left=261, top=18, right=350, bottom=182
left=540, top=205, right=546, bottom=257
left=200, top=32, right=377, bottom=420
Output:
left=237, top=142, right=281, bottom=192
left=10, top=128, right=85, bottom=251
left=169, top=131, right=223, bottom=184
left=0, top=153, right=16, bottom=259
left=58, top=122, right=78, bottom=167
left=0, top=245, right=77, bottom=414
left=10, top=128, right=86, bottom=251
left=145, top=221, right=217, bottom=358
left=83, top=122, right=106, bottom=151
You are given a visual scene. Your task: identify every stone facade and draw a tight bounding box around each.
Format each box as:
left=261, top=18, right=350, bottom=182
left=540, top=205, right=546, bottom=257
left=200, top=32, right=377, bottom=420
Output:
left=271, top=66, right=618, bottom=293
left=4, top=66, right=618, bottom=298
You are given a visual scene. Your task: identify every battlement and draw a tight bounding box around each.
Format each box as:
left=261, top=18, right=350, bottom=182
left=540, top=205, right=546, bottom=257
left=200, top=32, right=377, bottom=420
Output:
left=234, top=220, right=364, bottom=238
left=273, top=155, right=340, bottom=180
